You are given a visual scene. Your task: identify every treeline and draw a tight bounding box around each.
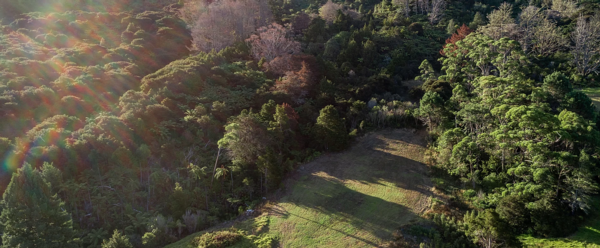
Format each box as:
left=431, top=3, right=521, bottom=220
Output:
left=409, top=1, right=600, bottom=247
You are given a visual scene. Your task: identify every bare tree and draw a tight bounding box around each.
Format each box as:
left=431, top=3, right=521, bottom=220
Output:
left=571, top=14, right=600, bottom=76
left=246, top=23, right=301, bottom=62
left=419, top=0, right=430, bottom=14
left=518, top=6, right=543, bottom=53
left=551, top=0, right=579, bottom=18
left=319, top=0, right=344, bottom=24
left=533, top=18, right=567, bottom=56
left=187, top=0, right=272, bottom=52
left=478, top=2, right=518, bottom=40
left=429, top=0, right=446, bottom=24
left=319, top=0, right=361, bottom=24
left=395, top=0, right=411, bottom=17
left=179, top=0, right=204, bottom=28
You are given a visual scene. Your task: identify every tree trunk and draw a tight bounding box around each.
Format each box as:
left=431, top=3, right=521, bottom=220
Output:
left=211, top=148, right=221, bottom=187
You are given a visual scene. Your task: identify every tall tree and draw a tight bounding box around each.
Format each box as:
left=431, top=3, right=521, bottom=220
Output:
left=439, top=24, right=472, bottom=56
left=319, top=0, right=360, bottom=24
left=314, top=105, right=348, bottom=151
left=469, top=12, right=485, bottom=30
left=218, top=112, right=271, bottom=166
left=246, top=23, right=301, bottom=62
left=0, top=163, right=78, bottom=248
left=447, top=19, right=457, bottom=35
left=429, top=0, right=445, bottom=24
left=416, top=59, right=436, bottom=81
left=189, top=0, right=273, bottom=51
left=478, top=2, right=517, bottom=40
left=571, top=14, right=600, bottom=76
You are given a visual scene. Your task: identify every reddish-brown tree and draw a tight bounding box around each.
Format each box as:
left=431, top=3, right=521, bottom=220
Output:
left=185, top=0, right=272, bottom=52
left=272, top=62, right=315, bottom=104
left=292, top=13, right=311, bottom=35
left=246, top=23, right=301, bottom=62
left=265, top=54, right=320, bottom=78
left=440, top=24, right=473, bottom=56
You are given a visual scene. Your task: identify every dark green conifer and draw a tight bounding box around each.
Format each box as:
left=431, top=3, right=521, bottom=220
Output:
left=0, top=163, right=78, bottom=248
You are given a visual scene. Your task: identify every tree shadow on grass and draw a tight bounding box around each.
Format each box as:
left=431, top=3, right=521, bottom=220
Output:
left=275, top=175, right=421, bottom=246
left=273, top=129, right=432, bottom=246
left=299, top=129, right=433, bottom=201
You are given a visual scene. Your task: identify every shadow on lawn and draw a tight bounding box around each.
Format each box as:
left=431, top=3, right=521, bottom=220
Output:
left=276, top=175, right=421, bottom=245
left=273, top=129, right=432, bottom=245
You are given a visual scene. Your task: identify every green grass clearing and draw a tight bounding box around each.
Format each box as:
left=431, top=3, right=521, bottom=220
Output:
left=168, top=129, right=433, bottom=248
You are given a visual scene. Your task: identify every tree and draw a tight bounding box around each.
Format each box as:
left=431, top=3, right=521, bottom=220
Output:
left=418, top=91, right=445, bottom=130
left=562, top=91, right=597, bottom=121
left=450, top=136, right=480, bottom=188
left=319, top=0, right=360, bottom=24
left=551, top=0, right=578, bottom=18
left=517, top=6, right=567, bottom=56
left=469, top=12, right=485, bottom=30
left=272, top=62, right=314, bottom=104
left=478, top=2, right=517, bottom=40
left=0, top=163, right=78, bottom=248
left=246, top=23, right=301, bottom=62
left=571, top=14, right=600, bottom=76
left=562, top=151, right=598, bottom=214
left=542, top=71, right=572, bottom=100
left=393, top=0, right=411, bottom=17
left=292, top=13, right=311, bottom=34
left=440, top=34, right=528, bottom=82
left=447, top=19, right=456, bottom=35
left=518, top=6, right=543, bottom=54
left=416, top=59, right=436, bottom=81
left=102, top=230, right=133, bottom=248
left=320, top=0, right=344, bottom=23
left=189, top=0, right=273, bottom=51
left=429, top=0, right=446, bottom=24
left=440, top=24, right=472, bottom=56
left=533, top=17, right=567, bottom=56
left=463, top=210, right=511, bottom=248
left=314, top=105, right=348, bottom=151
left=218, top=112, right=271, bottom=166
left=0, top=137, right=12, bottom=158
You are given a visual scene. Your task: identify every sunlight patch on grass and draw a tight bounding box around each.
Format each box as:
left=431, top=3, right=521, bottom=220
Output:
left=265, top=129, right=432, bottom=247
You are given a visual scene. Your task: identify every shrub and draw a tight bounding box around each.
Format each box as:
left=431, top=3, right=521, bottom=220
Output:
left=192, top=229, right=243, bottom=248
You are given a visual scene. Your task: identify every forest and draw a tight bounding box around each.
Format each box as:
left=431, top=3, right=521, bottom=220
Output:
left=0, top=0, right=599, bottom=247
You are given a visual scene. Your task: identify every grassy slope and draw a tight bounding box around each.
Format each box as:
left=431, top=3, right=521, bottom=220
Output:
left=167, top=129, right=433, bottom=248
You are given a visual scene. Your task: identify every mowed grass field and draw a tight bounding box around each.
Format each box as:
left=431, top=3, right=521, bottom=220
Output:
left=167, top=129, right=433, bottom=248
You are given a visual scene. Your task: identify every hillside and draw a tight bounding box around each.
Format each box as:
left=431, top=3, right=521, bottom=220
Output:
left=2, top=0, right=600, bottom=246
left=167, top=129, right=433, bottom=247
